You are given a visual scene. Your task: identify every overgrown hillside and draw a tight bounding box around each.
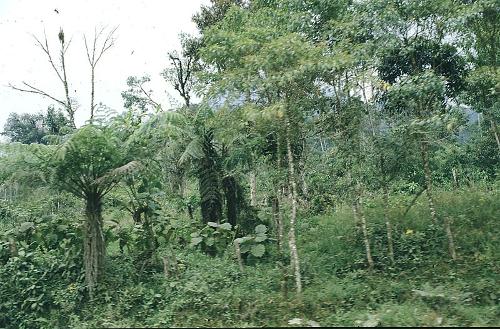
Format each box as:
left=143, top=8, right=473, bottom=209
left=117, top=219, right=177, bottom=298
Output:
left=1, top=186, right=498, bottom=327
left=0, top=0, right=499, bottom=327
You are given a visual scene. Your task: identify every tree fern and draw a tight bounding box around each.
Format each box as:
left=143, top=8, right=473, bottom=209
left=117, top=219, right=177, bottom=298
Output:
left=198, top=129, right=223, bottom=224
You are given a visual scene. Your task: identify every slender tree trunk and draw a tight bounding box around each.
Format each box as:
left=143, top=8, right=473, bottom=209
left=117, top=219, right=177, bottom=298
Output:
left=490, top=119, right=500, bottom=153
left=187, top=204, right=194, bottom=221
left=170, top=249, right=179, bottom=277
left=60, top=43, right=75, bottom=128
left=162, top=256, right=170, bottom=278
left=179, top=175, right=186, bottom=199
left=272, top=195, right=284, bottom=253
left=249, top=171, right=257, bottom=207
left=285, top=119, right=302, bottom=294
left=452, top=167, right=459, bottom=189
left=171, top=166, right=185, bottom=198
left=90, top=67, right=95, bottom=123
left=132, top=208, right=142, bottom=224
left=319, top=138, right=326, bottom=153
left=8, top=237, right=17, bottom=257
left=420, top=140, right=438, bottom=224
left=84, top=194, right=105, bottom=298
left=276, top=190, right=289, bottom=299
left=444, top=168, right=458, bottom=260
left=352, top=193, right=374, bottom=270
left=143, top=213, right=156, bottom=255
left=300, top=173, right=309, bottom=200
left=299, top=139, right=309, bottom=199
left=383, top=184, right=395, bottom=264
left=478, top=112, right=482, bottom=134
left=274, top=136, right=288, bottom=298
left=444, top=216, right=457, bottom=261
left=234, top=240, right=244, bottom=272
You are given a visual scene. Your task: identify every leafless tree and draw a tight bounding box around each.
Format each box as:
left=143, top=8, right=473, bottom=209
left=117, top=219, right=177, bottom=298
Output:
left=9, top=28, right=76, bottom=128
left=163, top=50, right=194, bottom=108
left=84, top=26, right=118, bottom=123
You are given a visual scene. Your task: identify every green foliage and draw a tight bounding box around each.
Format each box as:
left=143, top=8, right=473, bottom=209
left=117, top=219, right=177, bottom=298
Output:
left=235, top=224, right=271, bottom=258
left=189, top=221, right=235, bottom=255
left=198, top=129, right=224, bottom=224
left=0, top=213, right=83, bottom=329
left=50, top=125, right=130, bottom=198
left=2, top=107, right=72, bottom=145
left=1, top=0, right=499, bottom=327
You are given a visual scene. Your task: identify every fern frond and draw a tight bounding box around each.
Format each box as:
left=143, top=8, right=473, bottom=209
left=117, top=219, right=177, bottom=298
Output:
left=53, top=137, right=76, bottom=161
left=93, top=160, right=142, bottom=186
left=178, top=138, right=203, bottom=165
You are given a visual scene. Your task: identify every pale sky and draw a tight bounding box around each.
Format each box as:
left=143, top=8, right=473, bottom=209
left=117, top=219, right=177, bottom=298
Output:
left=0, top=0, right=209, bottom=133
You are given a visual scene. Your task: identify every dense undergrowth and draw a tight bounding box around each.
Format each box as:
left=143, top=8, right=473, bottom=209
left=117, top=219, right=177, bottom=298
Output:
left=2, top=0, right=500, bottom=327
left=1, top=185, right=498, bottom=328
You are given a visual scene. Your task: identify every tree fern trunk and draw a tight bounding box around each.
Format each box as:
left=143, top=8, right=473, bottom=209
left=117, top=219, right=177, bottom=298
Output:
left=199, top=130, right=223, bottom=224
left=285, top=119, right=302, bottom=295
left=223, top=176, right=238, bottom=227
left=84, top=194, right=105, bottom=298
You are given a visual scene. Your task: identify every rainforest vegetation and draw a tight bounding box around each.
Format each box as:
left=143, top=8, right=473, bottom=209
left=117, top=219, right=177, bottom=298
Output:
left=0, top=0, right=499, bottom=327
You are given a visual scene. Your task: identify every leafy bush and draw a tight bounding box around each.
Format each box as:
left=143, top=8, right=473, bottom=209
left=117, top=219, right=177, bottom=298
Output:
left=0, top=214, right=83, bottom=329
left=189, top=221, right=235, bottom=255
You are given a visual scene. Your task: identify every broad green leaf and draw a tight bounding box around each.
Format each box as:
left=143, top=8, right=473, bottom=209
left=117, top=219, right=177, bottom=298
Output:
left=235, top=236, right=252, bottom=244
left=190, top=237, right=203, bottom=247
left=255, top=234, right=267, bottom=243
left=19, top=222, right=35, bottom=233
left=219, top=223, right=232, bottom=230
left=240, top=244, right=251, bottom=254
left=255, top=224, right=267, bottom=234
left=250, top=244, right=265, bottom=257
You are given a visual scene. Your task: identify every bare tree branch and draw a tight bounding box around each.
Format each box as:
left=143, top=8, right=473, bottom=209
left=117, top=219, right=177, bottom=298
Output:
left=9, top=82, right=66, bottom=107
left=12, top=28, right=76, bottom=127
left=167, top=52, right=192, bottom=107
left=32, top=31, right=64, bottom=83
left=58, top=28, right=75, bottom=127
left=95, top=26, right=117, bottom=65
left=138, top=81, right=160, bottom=108
left=84, top=26, right=118, bottom=123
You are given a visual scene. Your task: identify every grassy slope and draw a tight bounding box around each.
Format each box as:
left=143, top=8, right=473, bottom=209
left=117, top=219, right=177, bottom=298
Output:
left=66, top=185, right=499, bottom=328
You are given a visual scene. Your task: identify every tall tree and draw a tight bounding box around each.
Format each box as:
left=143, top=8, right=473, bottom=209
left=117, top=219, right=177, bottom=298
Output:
left=84, top=26, right=118, bottom=123
left=49, top=125, right=139, bottom=297
left=199, top=4, right=338, bottom=293
left=459, top=0, right=500, bottom=152
left=10, top=29, right=76, bottom=128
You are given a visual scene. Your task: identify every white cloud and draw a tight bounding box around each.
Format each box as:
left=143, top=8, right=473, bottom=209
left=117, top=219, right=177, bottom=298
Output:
left=0, top=0, right=209, bottom=132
